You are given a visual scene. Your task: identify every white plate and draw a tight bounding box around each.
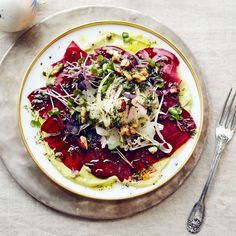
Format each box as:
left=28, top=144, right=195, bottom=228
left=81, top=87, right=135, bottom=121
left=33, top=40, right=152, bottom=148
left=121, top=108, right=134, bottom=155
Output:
left=19, top=21, right=203, bottom=200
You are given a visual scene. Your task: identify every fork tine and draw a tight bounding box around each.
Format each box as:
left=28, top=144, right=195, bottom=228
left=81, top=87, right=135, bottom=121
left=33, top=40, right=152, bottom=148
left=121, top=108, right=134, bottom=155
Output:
left=230, top=104, right=236, bottom=130
left=219, top=88, right=232, bottom=125
left=226, top=91, right=236, bottom=127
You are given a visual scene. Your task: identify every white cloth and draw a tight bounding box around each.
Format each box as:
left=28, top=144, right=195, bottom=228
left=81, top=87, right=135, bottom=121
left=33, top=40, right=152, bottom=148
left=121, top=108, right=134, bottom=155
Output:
left=0, top=0, right=236, bottom=235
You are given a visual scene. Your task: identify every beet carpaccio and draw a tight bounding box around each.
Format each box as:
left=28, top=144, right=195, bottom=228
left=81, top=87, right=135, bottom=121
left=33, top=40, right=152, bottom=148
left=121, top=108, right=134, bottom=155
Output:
left=28, top=37, right=196, bottom=184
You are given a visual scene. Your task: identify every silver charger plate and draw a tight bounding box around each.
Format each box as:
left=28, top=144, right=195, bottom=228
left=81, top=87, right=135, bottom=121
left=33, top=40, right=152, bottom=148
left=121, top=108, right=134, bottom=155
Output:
left=0, top=6, right=209, bottom=219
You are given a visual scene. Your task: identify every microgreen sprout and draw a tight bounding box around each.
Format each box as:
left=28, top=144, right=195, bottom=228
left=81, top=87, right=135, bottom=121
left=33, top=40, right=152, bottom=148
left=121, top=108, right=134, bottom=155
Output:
left=168, top=107, right=182, bottom=121
left=147, top=58, right=156, bottom=68
left=30, top=120, right=41, bottom=128
left=48, top=107, right=60, bottom=116
left=97, top=55, right=104, bottom=62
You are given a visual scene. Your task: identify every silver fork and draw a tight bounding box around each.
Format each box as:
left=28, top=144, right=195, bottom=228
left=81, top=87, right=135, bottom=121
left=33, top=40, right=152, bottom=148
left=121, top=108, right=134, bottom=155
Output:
left=186, top=88, right=236, bottom=234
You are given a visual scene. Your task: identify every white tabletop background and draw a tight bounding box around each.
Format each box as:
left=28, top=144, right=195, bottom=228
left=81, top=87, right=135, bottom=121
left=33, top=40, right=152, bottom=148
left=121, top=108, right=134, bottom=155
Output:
left=0, top=0, right=235, bottom=235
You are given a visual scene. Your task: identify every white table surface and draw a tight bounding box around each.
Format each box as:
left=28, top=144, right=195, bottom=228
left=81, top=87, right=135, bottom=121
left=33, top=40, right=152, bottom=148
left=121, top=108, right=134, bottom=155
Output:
left=0, top=0, right=236, bottom=235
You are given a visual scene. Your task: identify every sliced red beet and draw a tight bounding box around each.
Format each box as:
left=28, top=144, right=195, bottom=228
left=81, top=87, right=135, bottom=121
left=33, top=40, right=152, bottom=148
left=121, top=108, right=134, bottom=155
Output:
left=44, top=136, right=69, bottom=151
left=95, top=46, right=138, bottom=68
left=28, top=88, right=52, bottom=119
left=62, top=41, right=87, bottom=63
left=162, top=94, right=179, bottom=112
left=61, top=149, right=83, bottom=171
left=28, top=87, right=67, bottom=118
left=177, top=109, right=197, bottom=133
left=116, top=161, right=133, bottom=181
left=136, top=48, right=181, bottom=85
left=136, top=48, right=179, bottom=66
left=81, top=137, right=133, bottom=181
left=90, top=160, right=119, bottom=179
left=161, top=63, right=180, bottom=86
left=83, top=146, right=118, bottom=179
left=54, top=74, right=74, bottom=86
left=52, top=41, right=87, bottom=66
left=160, top=119, right=190, bottom=154
left=95, top=46, right=131, bottom=58
left=41, top=116, right=65, bottom=134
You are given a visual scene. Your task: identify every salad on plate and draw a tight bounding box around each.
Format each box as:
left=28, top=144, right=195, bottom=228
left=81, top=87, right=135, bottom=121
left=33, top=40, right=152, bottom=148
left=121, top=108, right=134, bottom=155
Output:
left=27, top=31, right=196, bottom=188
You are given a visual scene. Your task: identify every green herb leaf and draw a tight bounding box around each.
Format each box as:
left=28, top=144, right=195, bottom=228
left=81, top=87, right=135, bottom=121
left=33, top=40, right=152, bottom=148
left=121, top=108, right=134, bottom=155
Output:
left=156, top=80, right=164, bottom=89
left=147, top=58, right=156, bottom=68
left=154, top=66, right=160, bottom=75
left=73, top=90, right=87, bottom=106
left=74, top=106, right=80, bottom=113
left=48, top=107, right=60, bottom=116
left=73, top=89, right=83, bottom=96
left=122, top=32, right=129, bottom=39
left=168, top=107, right=182, bottom=121
left=90, top=65, right=98, bottom=75
left=122, top=32, right=130, bottom=43
left=191, top=130, right=197, bottom=138
left=78, top=58, right=85, bottom=65
left=97, top=55, right=104, bottom=62
left=102, top=62, right=114, bottom=73
left=76, top=113, right=81, bottom=123
left=79, top=97, right=87, bottom=106
left=45, top=77, right=56, bottom=86
left=97, top=68, right=103, bottom=77
left=50, top=63, right=63, bottom=76
left=101, top=76, right=115, bottom=94
left=69, top=109, right=75, bottom=115
left=144, top=94, right=154, bottom=106
left=139, top=81, right=150, bottom=92
left=30, top=120, right=41, bottom=128
left=123, top=81, right=135, bottom=93
left=72, top=77, right=78, bottom=83
left=89, top=118, right=97, bottom=125
left=67, top=98, right=75, bottom=108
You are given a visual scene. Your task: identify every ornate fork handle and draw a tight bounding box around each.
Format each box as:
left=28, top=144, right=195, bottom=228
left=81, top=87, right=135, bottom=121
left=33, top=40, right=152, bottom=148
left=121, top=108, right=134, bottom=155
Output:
left=186, top=136, right=228, bottom=233
left=187, top=88, right=235, bottom=233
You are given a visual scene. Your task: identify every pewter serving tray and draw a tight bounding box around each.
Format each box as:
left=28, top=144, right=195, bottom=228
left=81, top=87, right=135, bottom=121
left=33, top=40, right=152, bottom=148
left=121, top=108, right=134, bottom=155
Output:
left=0, top=6, right=208, bottom=219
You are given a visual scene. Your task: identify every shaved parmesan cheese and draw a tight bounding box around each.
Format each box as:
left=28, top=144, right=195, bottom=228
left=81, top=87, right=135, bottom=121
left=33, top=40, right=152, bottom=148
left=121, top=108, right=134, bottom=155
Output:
left=96, top=126, right=109, bottom=136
